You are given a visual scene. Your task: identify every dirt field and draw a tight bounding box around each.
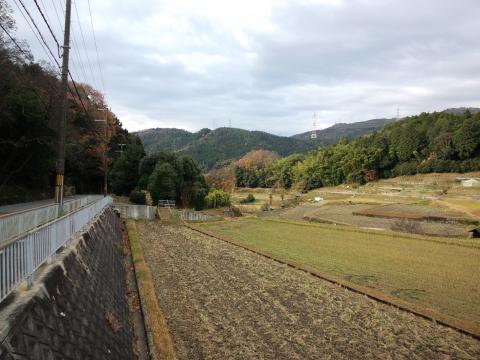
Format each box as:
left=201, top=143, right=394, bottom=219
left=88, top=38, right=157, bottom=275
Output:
left=136, top=221, right=480, bottom=359
left=276, top=203, right=469, bottom=236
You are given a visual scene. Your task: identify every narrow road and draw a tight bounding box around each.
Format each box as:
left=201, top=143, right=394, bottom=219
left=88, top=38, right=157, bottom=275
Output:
left=0, top=195, right=86, bottom=216
left=137, top=221, right=480, bottom=359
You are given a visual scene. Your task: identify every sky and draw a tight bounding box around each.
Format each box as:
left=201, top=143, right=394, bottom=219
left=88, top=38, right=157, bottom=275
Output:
left=7, top=0, right=480, bottom=135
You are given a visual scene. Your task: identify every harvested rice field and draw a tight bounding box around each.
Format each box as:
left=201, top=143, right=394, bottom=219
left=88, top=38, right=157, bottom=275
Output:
left=136, top=220, right=480, bottom=359
left=199, top=217, right=480, bottom=325
left=275, top=203, right=470, bottom=236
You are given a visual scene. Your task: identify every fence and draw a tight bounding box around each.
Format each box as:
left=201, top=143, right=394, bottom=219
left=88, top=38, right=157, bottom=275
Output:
left=0, top=195, right=102, bottom=246
left=158, top=200, right=175, bottom=208
left=0, top=196, right=112, bottom=303
left=114, top=205, right=157, bottom=220
left=177, top=210, right=222, bottom=222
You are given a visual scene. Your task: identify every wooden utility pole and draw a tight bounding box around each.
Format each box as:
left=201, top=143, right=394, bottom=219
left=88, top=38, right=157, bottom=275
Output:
left=54, top=0, right=72, bottom=212
left=95, top=108, right=108, bottom=196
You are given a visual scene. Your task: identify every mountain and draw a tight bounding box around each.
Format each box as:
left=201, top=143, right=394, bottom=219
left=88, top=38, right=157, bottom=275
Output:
left=442, top=107, right=480, bottom=115
left=291, top=118, right=395, bottom=144
left=136, top=117, right=396, bottom=170
left=137, top=127, right=317, bottom=169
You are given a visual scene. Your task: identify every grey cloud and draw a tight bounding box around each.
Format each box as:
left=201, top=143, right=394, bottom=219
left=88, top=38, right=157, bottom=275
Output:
left=12, top=0, right=480, bottom=135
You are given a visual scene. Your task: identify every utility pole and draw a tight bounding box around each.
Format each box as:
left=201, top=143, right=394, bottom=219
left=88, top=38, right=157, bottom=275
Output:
left=54, top=0, right=72, bottom=214
left=95, top=108, right=108, bottom=196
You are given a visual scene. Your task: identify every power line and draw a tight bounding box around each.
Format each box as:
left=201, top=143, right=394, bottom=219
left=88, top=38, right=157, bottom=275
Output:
left=57, top=0, right=90, bottom=87
left=68, top=71, right=91, bottom=119
left=9, top=0, right=97, bottom=121
left=72, top=0, right=98, bottom=91
left=32, top=0, right=61, bottom=55
left=11, top=0, right=59, bottom=68
left=14, top=0, right=60, bottom=67
left=0, top=21, right=30, bottom=58
left=87, top=0, right=106, bottom=94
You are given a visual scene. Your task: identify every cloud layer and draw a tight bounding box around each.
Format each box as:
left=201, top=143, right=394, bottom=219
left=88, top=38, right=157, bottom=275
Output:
left=11, top=0, right=480, bottom=135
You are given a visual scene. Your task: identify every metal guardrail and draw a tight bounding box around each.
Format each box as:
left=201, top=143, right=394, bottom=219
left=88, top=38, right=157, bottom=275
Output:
left=0, top=196, right=112, bottom=303
left=114, top=204, right=156, bottom=220
left=0, top=195, right=101, bottom=246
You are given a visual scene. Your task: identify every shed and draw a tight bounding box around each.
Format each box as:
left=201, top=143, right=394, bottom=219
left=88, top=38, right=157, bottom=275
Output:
left=461, top=179, right=480, bottom=187
left=468, top=227, right=480, bottom=238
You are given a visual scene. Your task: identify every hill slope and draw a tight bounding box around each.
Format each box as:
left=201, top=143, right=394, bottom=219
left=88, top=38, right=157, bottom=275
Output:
left=292, top=118, right=395, bottom=144
left=136, top=118, right=395, bottom=169
left=137, top=127, right=317, bottom=169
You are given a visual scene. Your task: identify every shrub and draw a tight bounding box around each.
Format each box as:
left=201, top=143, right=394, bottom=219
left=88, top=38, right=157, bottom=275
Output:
left=205, top=189, right=231, bottom=208
left=260, top=202, right=270, bottom=211
left=240, top=193, right=255, bottom=204
left=129, top=190, right=146, bottom=205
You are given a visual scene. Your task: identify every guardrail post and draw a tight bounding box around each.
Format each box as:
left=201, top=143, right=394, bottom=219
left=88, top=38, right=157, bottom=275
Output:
left=26, top=234, right=34, bottom=289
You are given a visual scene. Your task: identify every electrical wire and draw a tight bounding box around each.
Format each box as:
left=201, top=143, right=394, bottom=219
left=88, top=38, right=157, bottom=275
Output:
left=86, top=0, right=106, bottom=94
left=11, top=0, right=59, bottom=68
left=15, top=0, right=60, bottom=67
left=32, top=0, right=61, bottom=55
left=0, top=21, right=30, bottom=58
left=72, top=0, right=98, bottom=91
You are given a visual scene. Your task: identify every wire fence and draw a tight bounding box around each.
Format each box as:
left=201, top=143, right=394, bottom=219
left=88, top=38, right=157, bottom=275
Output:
left=0, top=196, right=112, bottom=303
left=0, top=195, right=102, bottom=246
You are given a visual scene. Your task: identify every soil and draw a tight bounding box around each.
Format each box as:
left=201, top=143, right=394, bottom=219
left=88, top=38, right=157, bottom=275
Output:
left=136, top=220, right=480, bottom=359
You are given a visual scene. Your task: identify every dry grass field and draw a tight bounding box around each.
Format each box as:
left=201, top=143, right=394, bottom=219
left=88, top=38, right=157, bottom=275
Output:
left=198, top=217, right=480, bottom=326
left=136, top=220, right=480, bottom=359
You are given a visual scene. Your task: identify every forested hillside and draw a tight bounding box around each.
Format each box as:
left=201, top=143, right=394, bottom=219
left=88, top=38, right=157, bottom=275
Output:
left=137, top=127, right=317, bottom=169
left=0, top=3, right=140, bottom=204
left=136, top=117, right=397, bottom=170
left=225, top=111, right=480, bottom=190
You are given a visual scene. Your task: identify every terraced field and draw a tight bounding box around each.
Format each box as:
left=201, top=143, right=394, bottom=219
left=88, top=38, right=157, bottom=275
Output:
left=136, top=221, right=480, bottom=359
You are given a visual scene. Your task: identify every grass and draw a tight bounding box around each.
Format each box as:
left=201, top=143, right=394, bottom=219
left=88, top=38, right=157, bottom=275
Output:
left=198, top=217, right=480, bottom=326
left=127, top=220, right=177, bottom=360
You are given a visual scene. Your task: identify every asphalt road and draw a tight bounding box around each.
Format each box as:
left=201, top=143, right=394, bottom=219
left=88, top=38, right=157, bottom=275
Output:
left=0, top=195, right=90, bottom=216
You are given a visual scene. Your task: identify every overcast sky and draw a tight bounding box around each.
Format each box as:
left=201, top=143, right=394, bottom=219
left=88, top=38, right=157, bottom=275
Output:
left=9, top=0, right=480, bottom=135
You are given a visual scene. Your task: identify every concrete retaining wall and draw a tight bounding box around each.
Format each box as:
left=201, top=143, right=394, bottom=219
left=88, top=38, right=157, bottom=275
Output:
left=0, top=208, right=134, bottom=360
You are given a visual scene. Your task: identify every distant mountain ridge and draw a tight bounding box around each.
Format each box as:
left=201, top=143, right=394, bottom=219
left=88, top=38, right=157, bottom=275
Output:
left=136, top=117, right=392, bottom=169
left=291, top=118, right=395, bottom=144
left=135, top=108, right=477, bottom=170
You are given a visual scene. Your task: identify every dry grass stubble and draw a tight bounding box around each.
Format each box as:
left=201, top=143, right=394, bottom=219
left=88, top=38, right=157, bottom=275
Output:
left=136, top=220, right=480, bottom=360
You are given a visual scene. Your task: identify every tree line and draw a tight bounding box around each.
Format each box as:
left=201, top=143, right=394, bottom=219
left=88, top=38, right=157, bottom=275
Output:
left=219, top=111, right=480, bottom=191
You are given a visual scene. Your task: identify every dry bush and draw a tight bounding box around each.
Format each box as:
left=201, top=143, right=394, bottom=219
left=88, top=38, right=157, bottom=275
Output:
left=391, top=219, right=424, bottom=234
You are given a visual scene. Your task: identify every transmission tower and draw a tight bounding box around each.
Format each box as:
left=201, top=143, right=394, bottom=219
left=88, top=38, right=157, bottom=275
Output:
left=311, top=112, right=317, bottom=139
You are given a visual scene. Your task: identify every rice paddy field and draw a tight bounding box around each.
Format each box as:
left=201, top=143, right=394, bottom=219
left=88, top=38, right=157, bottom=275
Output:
left=198, top=217, right=480, bottom=327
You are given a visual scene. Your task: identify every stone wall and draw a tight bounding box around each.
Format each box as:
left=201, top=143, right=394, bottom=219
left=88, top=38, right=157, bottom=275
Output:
left=0, top=208, right=134, bottom=360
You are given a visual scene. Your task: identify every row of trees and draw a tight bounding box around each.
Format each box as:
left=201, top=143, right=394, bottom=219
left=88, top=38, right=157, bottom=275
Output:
left=222, top=111, right=480, bottom=191
left=109, top=150, right=210, bottom=210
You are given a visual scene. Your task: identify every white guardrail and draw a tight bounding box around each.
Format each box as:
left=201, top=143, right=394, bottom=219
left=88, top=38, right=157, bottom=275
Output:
left=0, top=195, right=101, bottom=245
left=114, top=204, right=157, bottom=220
left=0, top=196, right=112, bottom=303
